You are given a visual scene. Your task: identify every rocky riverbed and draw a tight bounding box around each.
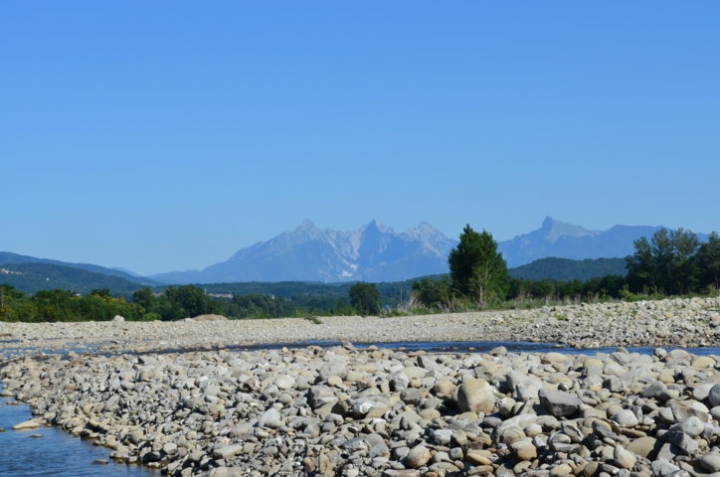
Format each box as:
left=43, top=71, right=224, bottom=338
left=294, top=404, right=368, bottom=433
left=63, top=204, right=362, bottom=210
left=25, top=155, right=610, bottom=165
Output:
left=1, top=297, right=720, bottom=355
left=2, top=297, right=720, bottom=477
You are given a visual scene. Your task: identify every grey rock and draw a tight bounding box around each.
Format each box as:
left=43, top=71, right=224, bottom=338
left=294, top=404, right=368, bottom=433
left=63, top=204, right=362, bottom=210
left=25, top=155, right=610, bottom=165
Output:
left=699, top=455, right=720, bottom=473
left=258, top=408, right=284, bottom=429
left=538, top=388, right=582, bottom=417
left=707, top=383, right=720, bottom=407
left=612, top=409, right=640, bottom=427
left=651, top=460, right=681, bottom=477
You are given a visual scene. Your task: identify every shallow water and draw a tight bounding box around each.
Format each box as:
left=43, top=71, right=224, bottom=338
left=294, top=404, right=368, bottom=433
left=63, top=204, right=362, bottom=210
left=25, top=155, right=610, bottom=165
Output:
left=213, top=339, right=720, bottom=356
left=4, top=339, right=720, bottom=359
left=0, top=390, right=157, bottom=477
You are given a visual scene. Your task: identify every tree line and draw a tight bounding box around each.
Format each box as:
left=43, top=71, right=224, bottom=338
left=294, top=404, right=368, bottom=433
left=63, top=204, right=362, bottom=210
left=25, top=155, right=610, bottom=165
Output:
left=1, top=226, right=717, bottom=322
left=411, top=226, right=720, bottom=311
left=0, top=283, right=358, bottom=323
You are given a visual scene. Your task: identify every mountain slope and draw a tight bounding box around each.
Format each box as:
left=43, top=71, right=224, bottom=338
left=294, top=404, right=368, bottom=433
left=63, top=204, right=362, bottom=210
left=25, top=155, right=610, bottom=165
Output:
left=509, top=257, right=628, bottom=282
left=0, top=252, right=160, bottom=286
left=498, top=217, right=662, bottom=268
left=153, top=220, right=457, bottom=284
left=0, top=262, right=150, bottom=295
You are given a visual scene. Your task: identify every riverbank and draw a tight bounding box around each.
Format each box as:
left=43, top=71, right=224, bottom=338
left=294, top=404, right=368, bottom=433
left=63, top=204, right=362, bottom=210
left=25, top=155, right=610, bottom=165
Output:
left=2, top=297, right=720, bottom=477
left=1, top=297, right=719, bottom=356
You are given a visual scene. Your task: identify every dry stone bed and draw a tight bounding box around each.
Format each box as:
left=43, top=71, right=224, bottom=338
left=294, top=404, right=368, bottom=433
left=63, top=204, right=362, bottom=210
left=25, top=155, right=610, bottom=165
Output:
left=0, top=297, right=719, bottom=355
left=3, top=297, right=720, bottom=476
left=4, top=341, right=720, bottom=477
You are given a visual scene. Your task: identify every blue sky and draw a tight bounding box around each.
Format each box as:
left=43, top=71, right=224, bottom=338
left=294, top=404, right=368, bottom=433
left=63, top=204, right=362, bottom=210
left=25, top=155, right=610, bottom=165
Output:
left=2, top=2, right=719, bottom=276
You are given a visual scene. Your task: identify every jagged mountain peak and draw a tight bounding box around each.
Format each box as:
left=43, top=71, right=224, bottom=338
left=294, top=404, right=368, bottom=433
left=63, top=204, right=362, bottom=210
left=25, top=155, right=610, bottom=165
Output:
left=540, top=216, right=596, bottom=243
left=156, top=220, right=457, bottom=283
left=360, top=219, right=394, bottom=235
left=148, top=216, right=677, bottom=284
left=297, top=218, right=318, bottom=229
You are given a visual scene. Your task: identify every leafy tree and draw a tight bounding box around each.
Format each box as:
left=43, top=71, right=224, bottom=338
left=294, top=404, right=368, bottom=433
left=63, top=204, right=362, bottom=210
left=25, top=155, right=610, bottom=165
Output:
left=349, top=282, right=381, bottom=316
left=626, top=236, right=656, bottom=293
left=231, top=294, right=286, bottom=318
left=627, top=228, right=700, bottom=295
left=448, top=225, right=510, bottom=305
left=163, top=285, right=217, bottom=320
left=412, top=277, right=451, bottom=309
left=0, top=285, right=26, bottom=322
left=132, top=287, right=157, bottom=317
left=698, top=232, right=720, bottom=290
left=32, top=289, right=77, bottom=322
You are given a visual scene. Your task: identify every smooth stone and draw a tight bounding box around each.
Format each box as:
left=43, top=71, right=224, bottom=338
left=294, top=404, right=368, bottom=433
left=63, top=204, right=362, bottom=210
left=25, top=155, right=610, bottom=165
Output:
left=611, top=409, right=639, bottom=427
left=651, top=460, right=681, bottom=477
left=692, top=356, right=716, bottom=369
left=708, top=383, right=720, bottom=407
left=700, top=455, right=720, bottom=473
left=212, top=444, right=244, bottom=459
left=673, top=416, right=704, bottom=438
left=626, top=436, right=661, bottom=459
left=405, top=446, right=432, bottom=469
left=258, top=408, right=285, bottom=429
left=12, top=420, right=41, bottom=430
left=455, top=379, right=496, bottom=414
left=539, top=388, right=582, bottom=417
left=511, top=439, right=537, bottom=461
left=614, top=445, right=637, bottom=469
left=210, top=469, right=246, bottom=477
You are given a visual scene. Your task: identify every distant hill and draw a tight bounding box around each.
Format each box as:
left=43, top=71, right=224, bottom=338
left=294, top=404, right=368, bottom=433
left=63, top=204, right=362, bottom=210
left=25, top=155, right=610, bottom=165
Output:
left=498, top=217, right=664, bottom=268
left=0, top=262, right=150, bottom=295
left=509, top=257, right=628, bottom=282
left=152, top=219, right=457, bottom=284
left=0, top=252, right=160, bottom=286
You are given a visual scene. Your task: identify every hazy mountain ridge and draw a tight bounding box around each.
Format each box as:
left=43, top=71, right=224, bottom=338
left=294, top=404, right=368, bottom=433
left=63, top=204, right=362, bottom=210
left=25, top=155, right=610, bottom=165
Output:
left=498, top=217, right=665, bottom=268
left=0, top=262, right=152, bottom=295
left=0, top=252, right=160, bottom=287
left=151, top=217, right=690, bottom=284
left=2, top=217, right=709, bottom=289
left=153, top=220, right=457, bottom=284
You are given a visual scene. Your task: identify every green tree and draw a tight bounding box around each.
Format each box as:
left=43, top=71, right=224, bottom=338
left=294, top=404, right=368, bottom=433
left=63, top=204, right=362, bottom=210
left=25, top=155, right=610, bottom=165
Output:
left=0, top=285, right=26, bottom=322
left=90, top=288, right=111, bottom=298
left=32, top=289, right=77, bottom=322
left=349, top=282, right=381, bottom=316
left=448, top=225, right=510, bottom=306
left=698, top=232, right=720, bottom=290
left=412, top=277, right=450, bottom=309
left=132, top=287, right=157, bottom=317
left=231, top=294, right=286, bottom=318
left=627, top=228, right=700, bottom=295
left=163, top=285, right=217, bottom=320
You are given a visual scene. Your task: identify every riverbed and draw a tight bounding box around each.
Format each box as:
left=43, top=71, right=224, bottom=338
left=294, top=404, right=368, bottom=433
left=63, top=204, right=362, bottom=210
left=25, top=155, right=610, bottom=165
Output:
left=3, top=296, right=720, bottom=477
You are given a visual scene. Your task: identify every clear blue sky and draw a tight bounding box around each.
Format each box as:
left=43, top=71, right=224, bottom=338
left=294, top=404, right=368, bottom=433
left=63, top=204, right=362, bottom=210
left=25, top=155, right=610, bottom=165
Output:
left=2, top=2, right=719, bottom=276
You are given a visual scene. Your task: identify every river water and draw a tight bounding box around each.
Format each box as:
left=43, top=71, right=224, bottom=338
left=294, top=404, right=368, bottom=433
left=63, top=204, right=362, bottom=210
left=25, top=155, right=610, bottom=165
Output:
left=0, top=388, right=158, bottom=476
left=2, top=340, right=720, bottom=476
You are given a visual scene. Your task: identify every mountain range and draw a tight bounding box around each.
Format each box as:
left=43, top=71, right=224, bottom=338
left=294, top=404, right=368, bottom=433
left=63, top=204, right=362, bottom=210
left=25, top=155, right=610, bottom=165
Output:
left=150, top=217, right=678, bottom=284
left=497, top=217, right=665, bottom=268
left=1, top=217, right=703, bottom=289
left=152, top=219, right=457, bottom=284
